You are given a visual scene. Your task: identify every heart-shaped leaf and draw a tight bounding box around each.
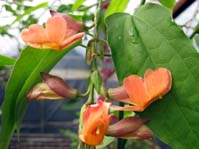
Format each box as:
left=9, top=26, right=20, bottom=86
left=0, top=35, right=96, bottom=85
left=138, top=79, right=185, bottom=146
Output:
left=106, top=3, right=199, bottom=148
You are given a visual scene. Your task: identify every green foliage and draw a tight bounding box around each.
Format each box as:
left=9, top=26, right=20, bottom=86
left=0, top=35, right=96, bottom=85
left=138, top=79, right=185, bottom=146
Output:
left=0, top=55, right=15, bottom=66
left=159, top=0, right=175, bottom=9
left=10, top=2, right=48, bottom=26
left=105, top=0, right=129, bottom=18
left=106, top=3, right=199, bottom=149
left=72, top=0, right=86, bottom=11
left=0, top=42, right=80, bottom=149
left=5, top=5, right=17, bottom=15
left=57, top=4, right=73, bottom=13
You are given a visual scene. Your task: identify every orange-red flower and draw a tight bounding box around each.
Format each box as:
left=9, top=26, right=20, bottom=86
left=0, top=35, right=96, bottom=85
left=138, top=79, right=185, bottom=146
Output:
left=21, top=10, right=84, bottom=50
left=108, top=68, right=172, bottom=112
left=79, top=100, right=111, bottom=146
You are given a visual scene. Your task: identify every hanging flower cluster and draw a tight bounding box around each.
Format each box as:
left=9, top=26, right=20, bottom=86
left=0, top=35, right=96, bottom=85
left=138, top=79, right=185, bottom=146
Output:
left=27, top=67, right=172, bottom=146
left=22, top=10, right=172, bottom=147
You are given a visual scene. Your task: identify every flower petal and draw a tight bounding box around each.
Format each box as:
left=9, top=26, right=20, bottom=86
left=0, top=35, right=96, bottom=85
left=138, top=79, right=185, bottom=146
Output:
left=123, top=75, right=149, bottom=107
left=60, top=32, right=84, bottom=49
left=21, top=24, right=48, bottom=44
left=46, top=15, right=67, bottom=43
left=80, top=100, right=111, bottom=146
left=144, top=67, right=172, bottom=100
left=50, top=10, right=84, bottom=32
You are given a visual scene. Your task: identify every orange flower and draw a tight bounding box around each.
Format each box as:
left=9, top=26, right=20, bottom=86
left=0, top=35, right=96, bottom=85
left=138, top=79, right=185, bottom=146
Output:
left=79, top=100, right=111, bottom=146
left=108, top=68, right=172, bottom=112
left=21, top=10, right=84, bottom=50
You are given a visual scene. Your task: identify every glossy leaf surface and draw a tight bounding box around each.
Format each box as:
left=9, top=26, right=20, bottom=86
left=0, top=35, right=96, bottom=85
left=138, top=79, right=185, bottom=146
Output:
left=106, top=3, right=199, bottom=149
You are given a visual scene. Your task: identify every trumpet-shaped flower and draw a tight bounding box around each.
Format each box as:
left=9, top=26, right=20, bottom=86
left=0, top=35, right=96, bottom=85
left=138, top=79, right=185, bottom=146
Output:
left=108, top=68, right=172, bottom=112
left=79, top=100, right=111, bottom=146
left=21, top=10, right=84, bottom=50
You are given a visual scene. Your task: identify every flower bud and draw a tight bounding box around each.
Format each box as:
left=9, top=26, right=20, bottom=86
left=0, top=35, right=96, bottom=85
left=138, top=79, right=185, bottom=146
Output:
left=27, top=83, right=64, bottom=100
left=107, top=117, right=153, bottom=140
left=27, top=73, right=79, bottom=100
left=41, top=72, right=79, bottom=99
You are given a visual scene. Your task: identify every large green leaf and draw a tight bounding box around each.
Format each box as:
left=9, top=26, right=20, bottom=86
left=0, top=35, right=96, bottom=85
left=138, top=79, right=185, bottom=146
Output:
left=104, top=0, right=129, bottom=18
left=106, top=3, right=199, bottom=149
left=0, top=55, right=15, bottom=66
left=0, top=42, right=80, bottom=149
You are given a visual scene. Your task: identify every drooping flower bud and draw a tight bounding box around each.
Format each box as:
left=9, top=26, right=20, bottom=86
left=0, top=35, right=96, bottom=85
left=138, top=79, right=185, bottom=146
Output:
left=41, top=72, right=79, bottom=99
left=107, top=117, right=153, bottom=140
left=27, top=83, right=64, bottom=100
left=27, top=73, right=79, bottom=100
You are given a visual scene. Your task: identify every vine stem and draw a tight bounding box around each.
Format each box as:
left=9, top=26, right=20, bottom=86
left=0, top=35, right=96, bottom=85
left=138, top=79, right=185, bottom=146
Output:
left=78, top=0, right=103, bottom=148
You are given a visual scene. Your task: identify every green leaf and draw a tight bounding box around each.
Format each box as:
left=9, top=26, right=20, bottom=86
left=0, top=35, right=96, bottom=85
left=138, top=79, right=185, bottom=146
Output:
left=0, top=55, right=15, bottom=66
left=72, top=0, right=85, bottom=11
left=10, top=2, right=48, bottom=26
left=4, top=5, right=17, bottom=15
left=106, top=3, right=199, bottom=149
left=105, top=0, right=129, bottom=18
left=159, top=0, right=175, bottom=9
left=0, top=42, right=80, bottom=149
left=96, top=136, right=114, bottom=149
left=91, top=70, right=102, bottom=94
